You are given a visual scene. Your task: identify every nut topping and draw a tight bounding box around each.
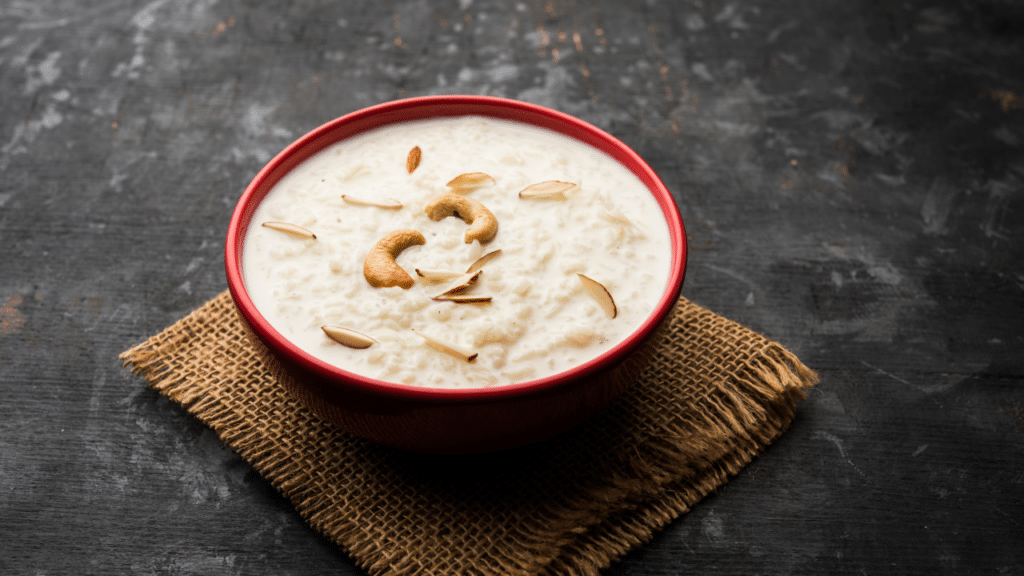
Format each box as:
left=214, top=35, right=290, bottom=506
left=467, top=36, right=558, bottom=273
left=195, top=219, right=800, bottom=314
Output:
left=412, top=329, right=478, bottom=362
left=322, top=326, right=377, bottom=349
left=262, top=221, right=317, bottom=239
left=406, top=146, right=422, bottom=173
left=577, top=273, right=617, bottom=318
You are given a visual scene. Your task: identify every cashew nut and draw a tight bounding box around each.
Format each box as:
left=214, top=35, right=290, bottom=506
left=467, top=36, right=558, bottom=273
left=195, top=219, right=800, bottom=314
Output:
left=363, top=229, right=426, bottom=289
left=423, top=192, right=498, bottom=244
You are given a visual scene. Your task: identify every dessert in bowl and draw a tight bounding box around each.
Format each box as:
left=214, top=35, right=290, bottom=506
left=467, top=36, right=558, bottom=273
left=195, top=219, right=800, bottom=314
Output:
left=225, top=96, right=687, bottom=453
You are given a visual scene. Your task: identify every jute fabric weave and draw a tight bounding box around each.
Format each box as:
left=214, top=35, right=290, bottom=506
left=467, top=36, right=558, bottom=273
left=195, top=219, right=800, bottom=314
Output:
left=121, top=291, right=817, bottom=575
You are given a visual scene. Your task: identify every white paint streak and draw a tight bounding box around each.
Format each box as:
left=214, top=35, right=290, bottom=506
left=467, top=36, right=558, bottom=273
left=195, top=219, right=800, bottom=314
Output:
left=132, top=0, right=171, bottom=30
left=714, top=4, right=753, bottom=30
left=830, top=270, right=844, bottom=289
left=819, top=242, right=909, bottom=289
left=867, top=263, right=902, bottom=285
left=702, top=263, right=757, bottom=290
left=992, top=126, right=1019, bottom=147
left=702, top=511, right=725, bottom=541
left=776, top=52, right=806, bottom=71
left=24, top=51, right=62, bottom=95
left=18, top=18, right=72, bottom=30
left=813, top=431, right=867, bottom=478
left=713, top=120, right=760, bottom=138
left=860, top=360, right=911, bottom=386
left=113, top=0, right=172, bottom=80
left=810, top=109, right=872, bottom=131
left=487, top=64, right=519, bottom=82
left=242, top=103, right=279, bottom=137
left=921, top=178, right=960, bottom=235
left=875, top=173, right=905, bottom=187
left=0, top=103, right=64, bottom=168
left=40, top=106, right=63, bottom=129
left=516, top=64, right=574, bottom=109
left=851, top=123, right=908, bottom=157
left=691, top=62, right=714, bottom=82
left=185, top=257, right=204, bottom=274
left=982, top=175, right=1018, bottom=241
left=767, top=20, right=799, bottom=43
left=231, top=146, right=271, bottom=164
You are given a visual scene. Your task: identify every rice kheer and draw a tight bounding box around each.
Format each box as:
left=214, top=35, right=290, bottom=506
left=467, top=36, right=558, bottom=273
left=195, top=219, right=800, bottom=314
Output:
left=242, top=116, right=672, bottom=388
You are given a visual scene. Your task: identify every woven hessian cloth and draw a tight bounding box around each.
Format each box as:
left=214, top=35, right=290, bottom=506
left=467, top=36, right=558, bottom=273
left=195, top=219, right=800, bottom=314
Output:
left=121, top=291, right=817, bottom=575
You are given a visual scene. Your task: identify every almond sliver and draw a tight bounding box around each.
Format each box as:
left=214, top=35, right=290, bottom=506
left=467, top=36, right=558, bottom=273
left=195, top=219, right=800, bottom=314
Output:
left=577, top=273, right=617, bottom=318
left=322, top=325, right=377, bottom=349
left=434, top=271, right=481, bottom=297
left=262, top=221, right=317, bottom=239
left=518, top=180, right=578, bottom=199
left=466, top=249, right=502, bottom=273
left=406, top=146, right=422, bottom=173
left=412, top=329, right=478, bottom=362
left=342, top=195, right=403, bottom=209
left=432, top=295, right=493, bottom=304
left=415, top=269, right=463, bottom=282
left=446, top=172, right=495, bottom=190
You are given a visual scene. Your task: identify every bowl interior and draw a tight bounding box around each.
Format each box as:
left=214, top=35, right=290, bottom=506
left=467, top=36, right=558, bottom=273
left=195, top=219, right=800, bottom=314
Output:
left=226, top=95, right=687, bottom=401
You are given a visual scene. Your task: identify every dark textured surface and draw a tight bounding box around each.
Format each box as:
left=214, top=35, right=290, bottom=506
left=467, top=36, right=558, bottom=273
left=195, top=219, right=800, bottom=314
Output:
left=1, top=1, right=1022, bottom=574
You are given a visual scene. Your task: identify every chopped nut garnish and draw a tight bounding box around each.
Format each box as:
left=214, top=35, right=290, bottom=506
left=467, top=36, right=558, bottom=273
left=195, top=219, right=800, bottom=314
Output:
left=363, top=229, right=426, bottom=289
left=262, top=221, right=317, bottom=239
left=434, top=271, right=481, bottom=298
left=577, top=273, right=617, bottom=318
left=600, top=210, right=634, bottom=226
left=341, top=195, right=403, bottom=209
left=466, top=249, right=502, bottom=273
left=406, top=146, right=422, bottom=173
left=423, top=192, right=499, bottom=244
left=321, top=325, right=377, bottom=349
left=446, top=172, right=495, bottom=191
left=415, top=269, right=463, bottom=282
left=518, top=180, right=578, bottom=199
left=412, top=329, right=478, bottom=362
left=432, top=295, right=493, bottom=304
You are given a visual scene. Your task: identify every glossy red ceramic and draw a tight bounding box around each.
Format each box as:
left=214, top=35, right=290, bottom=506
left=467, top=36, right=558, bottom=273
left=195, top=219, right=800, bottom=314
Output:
left=225, top=96, right=687, bottom=453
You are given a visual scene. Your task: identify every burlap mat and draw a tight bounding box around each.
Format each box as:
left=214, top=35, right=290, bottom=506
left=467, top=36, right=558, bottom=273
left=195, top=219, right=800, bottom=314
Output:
left=120, top=290, right=816, bottom=575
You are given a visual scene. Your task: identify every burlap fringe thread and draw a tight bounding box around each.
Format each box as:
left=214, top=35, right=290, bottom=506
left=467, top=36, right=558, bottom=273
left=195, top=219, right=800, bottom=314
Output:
left=121, top=291, right=817, bottom=576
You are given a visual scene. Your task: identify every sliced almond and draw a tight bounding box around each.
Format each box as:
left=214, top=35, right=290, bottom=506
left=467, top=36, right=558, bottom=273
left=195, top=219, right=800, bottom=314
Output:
left=518, top=180, right=578, bottom=199
left=600, top=210, right=634, bottom=226
left=262, top=221, right=317, bottom=239
left=342, top=195, right=403, bottom=209
left=406, top=146, right=422, bottom=173
left=577, top=273, right=617, bottom=319
left=415, top=269, right=463, bottom=282
left=321, top=325, right=377, bottom=349
left=434, top=271, right=481, bottom=297
left=412, top=329, right=477, bottom=362
left=446, top=172, right=495, bottom=191
left=432, top=295, right=493, bottom=304
left=466, top=249, right=502, bottom=273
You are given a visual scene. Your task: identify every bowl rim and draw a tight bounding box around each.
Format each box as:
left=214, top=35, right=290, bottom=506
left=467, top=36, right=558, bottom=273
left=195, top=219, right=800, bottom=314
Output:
left=226, top=95, right=687, bottom=402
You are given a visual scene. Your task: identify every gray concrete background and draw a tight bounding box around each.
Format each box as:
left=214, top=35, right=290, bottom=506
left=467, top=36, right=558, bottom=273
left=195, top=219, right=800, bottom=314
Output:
left=2, top=0, right=1022, bottom=574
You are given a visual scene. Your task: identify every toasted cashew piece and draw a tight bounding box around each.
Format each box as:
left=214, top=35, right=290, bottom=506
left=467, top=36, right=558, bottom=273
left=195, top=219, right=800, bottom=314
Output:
left=423, top=192, right=498, bottom=243
left=363, top=229, right=426, bottom=289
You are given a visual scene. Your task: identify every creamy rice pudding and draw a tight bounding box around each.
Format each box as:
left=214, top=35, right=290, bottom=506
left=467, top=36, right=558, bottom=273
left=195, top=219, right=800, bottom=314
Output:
left=242, top=116, right=672, bottom=388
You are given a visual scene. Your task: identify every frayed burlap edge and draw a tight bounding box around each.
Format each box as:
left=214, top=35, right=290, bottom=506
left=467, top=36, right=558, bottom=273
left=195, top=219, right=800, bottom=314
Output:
left=535, top=346, right=812, bottom=575
left=121, top=291, right=817, bottom=576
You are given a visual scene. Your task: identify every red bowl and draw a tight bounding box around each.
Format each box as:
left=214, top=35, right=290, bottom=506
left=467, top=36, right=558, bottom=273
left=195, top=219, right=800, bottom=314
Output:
left=225, top=96, right=687, bottom=454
